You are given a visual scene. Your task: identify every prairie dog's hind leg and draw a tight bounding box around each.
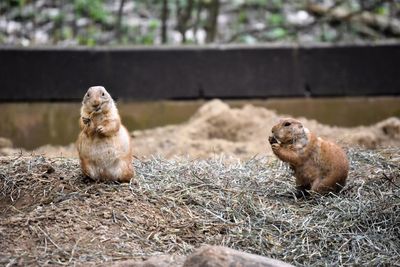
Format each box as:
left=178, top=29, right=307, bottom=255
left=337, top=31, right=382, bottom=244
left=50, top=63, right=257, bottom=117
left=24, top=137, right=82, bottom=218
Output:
left=295, top=184, right=310, bottom=198
left=109, top=159, right=134, bottom=183
left=311, top=175, right=343, bottom=194
left=80, top=158, right=97, bottom=178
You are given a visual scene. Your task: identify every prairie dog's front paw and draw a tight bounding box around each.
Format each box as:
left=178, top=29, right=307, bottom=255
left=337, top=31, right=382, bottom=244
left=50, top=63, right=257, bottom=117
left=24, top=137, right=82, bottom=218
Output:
left=82, top=117, right=91, bottom=125
left=271, top=143, right=280, bottom=151
left=96, top=126, right=105, bottom=134
left=269, top=136, right=278, bottom=144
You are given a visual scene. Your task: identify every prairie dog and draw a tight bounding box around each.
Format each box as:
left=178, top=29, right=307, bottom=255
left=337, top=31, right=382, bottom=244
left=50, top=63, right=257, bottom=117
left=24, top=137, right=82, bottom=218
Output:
left=269, top=118, right=349, bottom=195
left=76, top=86, right=134, bottom=182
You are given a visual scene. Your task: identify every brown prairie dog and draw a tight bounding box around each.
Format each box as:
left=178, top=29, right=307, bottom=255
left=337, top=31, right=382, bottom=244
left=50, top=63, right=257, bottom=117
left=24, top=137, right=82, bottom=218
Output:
left=76, top=86, right=134, bottom=183
left=269, top=118, right=349, bottom=195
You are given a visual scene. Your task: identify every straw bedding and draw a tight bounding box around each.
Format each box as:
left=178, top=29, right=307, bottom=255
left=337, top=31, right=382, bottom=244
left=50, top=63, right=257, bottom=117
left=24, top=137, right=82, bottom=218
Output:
left=0, top=147, right=399, bottom=266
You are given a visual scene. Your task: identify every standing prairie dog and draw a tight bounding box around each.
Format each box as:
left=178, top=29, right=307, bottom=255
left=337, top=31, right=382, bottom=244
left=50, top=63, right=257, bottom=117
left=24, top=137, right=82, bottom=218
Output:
left=76, top=86, right=134, bottom=182
left=269, top=118, right=349, bottom=195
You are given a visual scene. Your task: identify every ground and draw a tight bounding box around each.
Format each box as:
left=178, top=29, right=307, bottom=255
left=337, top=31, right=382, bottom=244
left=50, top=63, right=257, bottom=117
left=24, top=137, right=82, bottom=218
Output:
left=0, top=147, right=399, bottom=266
left=1, top=100, right=399, bottom=266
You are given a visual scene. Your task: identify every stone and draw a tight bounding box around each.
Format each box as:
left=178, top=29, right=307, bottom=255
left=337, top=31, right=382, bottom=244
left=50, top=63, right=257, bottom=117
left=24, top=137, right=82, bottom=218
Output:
left=183, top=246, right=294, bottom=267
left=105, top=255, right=185, bottom=267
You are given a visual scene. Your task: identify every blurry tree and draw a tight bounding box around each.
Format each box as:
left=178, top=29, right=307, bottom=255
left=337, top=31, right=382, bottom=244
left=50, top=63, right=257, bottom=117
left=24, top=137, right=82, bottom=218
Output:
left=161, top=0, right=169, bottom=43
left=116, top=0, right=126, bottom=41
left=176, top=0, right=194, bottom=43
left=204, top=0, right=220, bottom=43
left=0, top=0, right=399, bottom=46
left=174, top=0, right=220, bottom=43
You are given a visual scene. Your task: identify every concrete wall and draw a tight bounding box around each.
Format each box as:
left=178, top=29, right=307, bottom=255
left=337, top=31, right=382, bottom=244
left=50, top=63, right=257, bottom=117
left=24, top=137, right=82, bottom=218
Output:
left=0, top=44, right=399, bottom=101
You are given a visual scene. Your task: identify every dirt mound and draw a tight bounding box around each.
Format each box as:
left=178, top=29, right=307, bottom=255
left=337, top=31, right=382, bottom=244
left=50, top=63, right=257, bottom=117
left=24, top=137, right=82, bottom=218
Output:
left=1, top=100, right=399, bottom=159
left=131, top=100, right=276, bottom=159
left=0, top=148, right=399, bottom=266
left=132, top=100, right=400, bottom=159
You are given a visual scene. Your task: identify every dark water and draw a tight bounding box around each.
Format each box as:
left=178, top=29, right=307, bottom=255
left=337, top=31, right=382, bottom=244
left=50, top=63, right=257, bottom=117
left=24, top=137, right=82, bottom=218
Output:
left=0, top=97, right=399, bottom=149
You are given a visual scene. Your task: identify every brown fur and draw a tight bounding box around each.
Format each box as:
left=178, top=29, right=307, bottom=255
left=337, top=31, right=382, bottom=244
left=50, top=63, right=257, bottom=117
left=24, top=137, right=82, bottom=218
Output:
left=76, top=86, right=134, bottom=183
left=269, top=118, right=349, bottom=195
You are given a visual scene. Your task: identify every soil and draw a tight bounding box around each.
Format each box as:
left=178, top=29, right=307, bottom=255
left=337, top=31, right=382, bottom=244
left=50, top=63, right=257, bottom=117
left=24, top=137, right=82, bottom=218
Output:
left=1, top=99, right=399, bottom=159
left=0, top=148, right=399, bottom=266
left=1, top=100, right=399, bottom=266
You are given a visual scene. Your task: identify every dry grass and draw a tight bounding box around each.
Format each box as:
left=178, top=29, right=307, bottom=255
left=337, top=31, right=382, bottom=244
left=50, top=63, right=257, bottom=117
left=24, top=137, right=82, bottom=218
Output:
left=0, top=148, right=399, bottom=266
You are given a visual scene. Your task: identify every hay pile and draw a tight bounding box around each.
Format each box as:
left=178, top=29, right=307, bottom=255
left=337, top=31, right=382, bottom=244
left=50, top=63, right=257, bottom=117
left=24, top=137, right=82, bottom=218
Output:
left=1, top=148, right=399, bottom=266
left=131, top=99, right=400, bottom=159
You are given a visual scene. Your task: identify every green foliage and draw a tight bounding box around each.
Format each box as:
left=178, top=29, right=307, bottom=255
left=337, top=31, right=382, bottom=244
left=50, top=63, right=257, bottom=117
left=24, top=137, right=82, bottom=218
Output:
left=177, top=0, right=192, bottom=6
left=78, top=35, right=96, bottom=46
left=54, top=12, right=65, bottom=26
left=148, top=19, right=159, bottom=32
left=239, top=34, right=257, bottom=44
left=138, top=19, right=160, bottom=45
left=74, top=0, right=109, bottom=24
left=238, top=10, right=248, bottom=24
left=245, top=0, right=268, bottom=6
left=77, top=26, right=100, bottom=46
left=125, top=21, right=159, bottom=45
left=267, top=13, right=284, bottom=26
left=265, top=27, right=287, bottom=40
left=271, top=0, right=282, bottom=8
left=7, top=0, right=26, bottom=8
left=375, top=5, right=389, bottom=16
left=1, top=0, right=399, bottom=46
left=320, top=24, right=337, bottom=42
left=61, top=26, right=74, bottom=40
left=138, top=34, right=154, bottom=45
left=5, top=0, right=31, bottom=21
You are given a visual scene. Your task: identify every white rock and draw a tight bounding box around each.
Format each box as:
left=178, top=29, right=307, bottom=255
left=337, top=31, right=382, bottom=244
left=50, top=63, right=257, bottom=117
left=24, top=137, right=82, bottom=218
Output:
left=7, top=21, right=22, bottom=34
left=34, top=30, right=49, bottom=44
left=0, top=18, right=7, bottom=31
left=287, top=10, right=314, bottom=26
left=77, top=18, right=90, bottom=27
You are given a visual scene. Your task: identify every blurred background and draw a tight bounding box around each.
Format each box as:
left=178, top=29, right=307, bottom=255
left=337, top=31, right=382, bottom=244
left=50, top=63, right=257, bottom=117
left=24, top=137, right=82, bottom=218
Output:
left=1, top=0, right=400, bottom=46
left=0, top=0, right=399, bottom=154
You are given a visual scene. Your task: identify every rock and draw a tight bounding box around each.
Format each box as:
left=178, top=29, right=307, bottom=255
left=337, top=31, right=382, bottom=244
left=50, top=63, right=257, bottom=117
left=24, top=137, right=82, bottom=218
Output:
left=104, top=255, right=185, bottom=267
left=103, top=246, right=293, bottom=267
left=183, top=246, right=294, bottom=267
left=0, top=137, right=13, bottom=148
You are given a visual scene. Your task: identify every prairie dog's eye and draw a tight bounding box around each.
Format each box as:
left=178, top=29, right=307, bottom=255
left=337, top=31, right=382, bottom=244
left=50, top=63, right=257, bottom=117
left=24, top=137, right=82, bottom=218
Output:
left=284, top=122, right=291, bottom=127
left=87, top=93, right=90, bottom=97
left=102, top=92, right=105, bottom=96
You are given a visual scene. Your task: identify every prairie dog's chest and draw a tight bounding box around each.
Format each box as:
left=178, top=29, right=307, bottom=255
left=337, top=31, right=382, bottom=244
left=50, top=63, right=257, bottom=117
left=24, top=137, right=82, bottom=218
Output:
left=79, top=131, right=120, bottom=158
left=91, top=113, right=106, bottom=125
left=282, top=144, right=307, bottom=157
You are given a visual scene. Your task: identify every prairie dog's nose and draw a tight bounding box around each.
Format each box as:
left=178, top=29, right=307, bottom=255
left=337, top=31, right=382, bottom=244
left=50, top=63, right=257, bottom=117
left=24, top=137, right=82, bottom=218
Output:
left=92, top=100, right=100, bottom=107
